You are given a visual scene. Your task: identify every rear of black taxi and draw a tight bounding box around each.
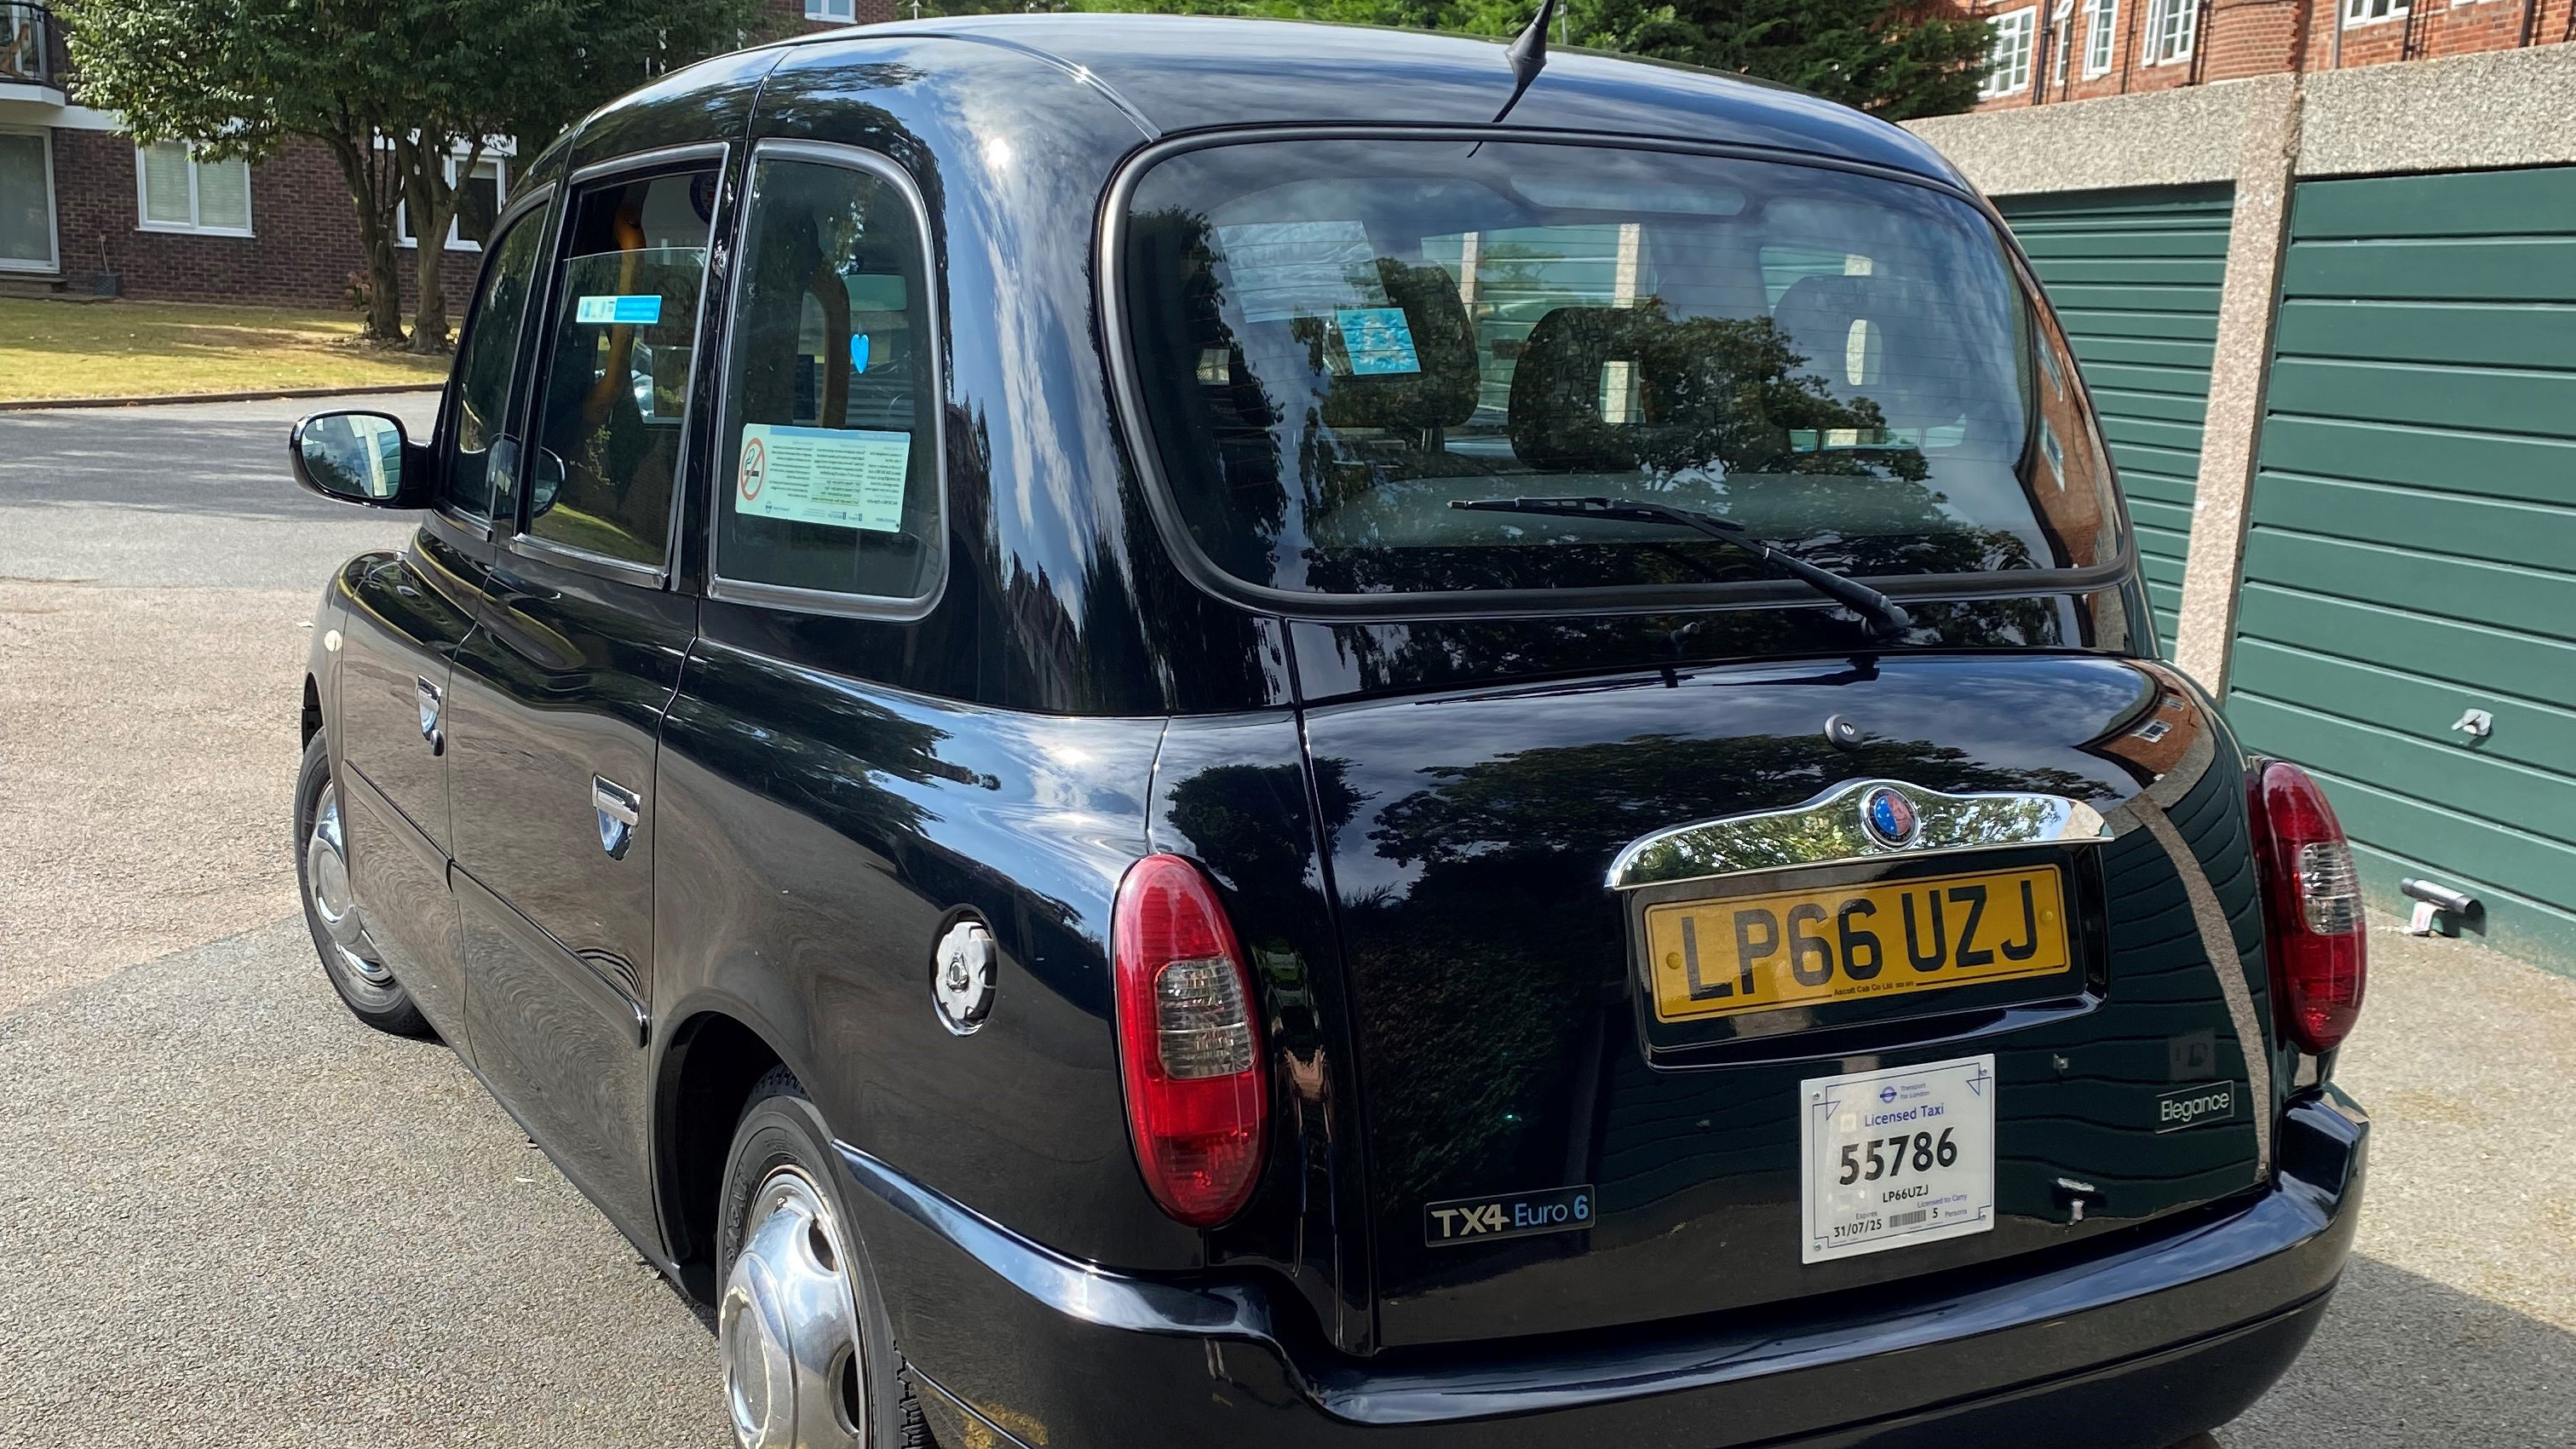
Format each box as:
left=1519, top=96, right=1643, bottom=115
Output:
left=1087, top=50, right=2367, bottom=1443
left=281, top=16, right=2366, bottom=1449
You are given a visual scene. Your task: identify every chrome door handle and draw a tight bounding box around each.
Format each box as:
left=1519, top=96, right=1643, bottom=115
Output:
left=416, top=676, right=445, bottom=756
left=593, top=775, right=641, bottom=860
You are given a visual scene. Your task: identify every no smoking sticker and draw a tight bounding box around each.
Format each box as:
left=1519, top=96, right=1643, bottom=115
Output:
left=732, top=424, right=910, bottom=533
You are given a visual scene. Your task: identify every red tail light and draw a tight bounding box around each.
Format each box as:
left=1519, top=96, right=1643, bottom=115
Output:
left=2248, top=762, right=2367, bottom=1054
left=1112, top=854, right=1267, bottom=1227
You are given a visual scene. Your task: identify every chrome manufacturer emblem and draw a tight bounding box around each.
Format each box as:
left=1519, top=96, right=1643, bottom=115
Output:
left=1860, top=785, right=1921, bottom=848
left=1605, top=780, right=2110, bottom=891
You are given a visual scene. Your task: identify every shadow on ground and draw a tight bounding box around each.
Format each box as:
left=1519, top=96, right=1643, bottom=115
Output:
left=2224, top=1254, right=2575, bottom=1446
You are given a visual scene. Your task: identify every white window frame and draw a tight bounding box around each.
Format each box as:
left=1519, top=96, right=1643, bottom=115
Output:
left=2142, top=0, right=2198, bottom=65
left=1980, top=7, right=2038, bottom=98
left=2049, top=0, right=2075, bottom=87
left=2083, top=0, right=2119, bottom=76
left=0, top=124, right=59, bottom=273
left=134, top=142, right=254, bottom=238
left=2343, top=0, right=2408, bottom=24
left=804, top=0, right=856, bottom=20
left=398, top=152, right=509, bottom=252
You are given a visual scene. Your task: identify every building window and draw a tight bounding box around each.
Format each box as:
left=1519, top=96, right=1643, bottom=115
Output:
left=2083, top=0, right=2118, bottom=76
left=399, top=154, right=508, bottom=251
left=2343, top=0, right=2407, bottom=20
left=136, top=142, right=253, bottom=236
left=2049, top=0, right=2074, bottom=87
left=804, top=0, right=855, bottom=20
left=1981, top=8, right=2037, bottom=97
left=2142, top=0, right=2197, bottom=63
left=1, top=126, right=57, bottom=272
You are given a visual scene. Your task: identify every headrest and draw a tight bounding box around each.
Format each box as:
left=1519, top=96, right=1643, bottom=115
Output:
left=1315, top=257, right=1481, bottom=434
left=1504, top=305, right=1663, bottom=473
left=1768, top=273, right=1983, bottom=433
left=1770, top=273, right=1886, bottom=400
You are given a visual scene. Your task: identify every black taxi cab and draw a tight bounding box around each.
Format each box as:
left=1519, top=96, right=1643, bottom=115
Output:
left=285, top=15, right=2368, bottom=1447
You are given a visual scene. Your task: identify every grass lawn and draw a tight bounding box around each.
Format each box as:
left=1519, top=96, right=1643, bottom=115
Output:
left=0, top=297, right=451, bottom=403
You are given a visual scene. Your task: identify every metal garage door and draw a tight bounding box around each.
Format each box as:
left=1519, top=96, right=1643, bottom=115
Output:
left=2001, top=185, right=2234, bottom=656
left=2227, top=165, right=2576, bottom=970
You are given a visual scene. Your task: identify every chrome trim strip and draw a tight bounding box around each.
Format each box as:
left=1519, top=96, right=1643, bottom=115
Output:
left=568, top=141, right=730, bottom=187
left=701, top=138, right=950, bottom=624
left=508, top=531, right=668, bottom=584
left=1605, top=778, right=2113, bottom=891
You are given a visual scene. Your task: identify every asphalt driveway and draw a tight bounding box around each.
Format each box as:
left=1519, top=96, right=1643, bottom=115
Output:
left=2, top=396, right=2570, bottom=1446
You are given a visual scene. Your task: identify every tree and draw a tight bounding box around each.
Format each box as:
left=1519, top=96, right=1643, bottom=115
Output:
left=387, top=0, right=762, bottom=351
left=1048, top=0, right=1992, bottom=119
left=66, top=0, right=418, bottom=342
left=1559, top=0, right=1994, bottom=120
left=66, top=0, right=760, bottom=351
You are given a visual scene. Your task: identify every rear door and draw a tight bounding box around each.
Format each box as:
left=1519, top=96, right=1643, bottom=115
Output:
left=443, top=152, right=722, bottom=1235
left=1304, top=653, right=2275, bottom=1346
left=331, top=201, right=550, bottom=1035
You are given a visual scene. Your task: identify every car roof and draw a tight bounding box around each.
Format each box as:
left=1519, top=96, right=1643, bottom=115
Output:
left=775, top=14, right=1966, bottom=187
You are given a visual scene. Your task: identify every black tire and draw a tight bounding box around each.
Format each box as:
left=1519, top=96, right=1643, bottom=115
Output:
left=716, top=1067, right=921, bottom=1448
left=293, top=732, right=431, bottom=1037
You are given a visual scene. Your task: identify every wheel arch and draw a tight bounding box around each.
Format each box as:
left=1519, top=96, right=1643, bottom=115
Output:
left=655, top=1004, right=796, bottom=1303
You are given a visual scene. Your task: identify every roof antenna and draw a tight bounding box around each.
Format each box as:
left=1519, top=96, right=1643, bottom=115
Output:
left=1490, top=0, right=1559, bottom=124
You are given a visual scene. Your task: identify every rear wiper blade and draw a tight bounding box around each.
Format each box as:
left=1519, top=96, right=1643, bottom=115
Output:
left=1449, top=495, right=1915, bottom=644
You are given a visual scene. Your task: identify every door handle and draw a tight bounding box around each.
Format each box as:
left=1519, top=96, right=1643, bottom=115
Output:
left=415, top=676, right=445, bottom=756
left=593, top=775, right=641, bottom=860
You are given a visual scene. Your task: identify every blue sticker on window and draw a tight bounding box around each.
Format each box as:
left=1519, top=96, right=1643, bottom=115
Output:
left=850, top=333, right=871, bottom=373
left=575, top=294, right=663, bottom=325
left=1336, top=307, right=1420, bottom=376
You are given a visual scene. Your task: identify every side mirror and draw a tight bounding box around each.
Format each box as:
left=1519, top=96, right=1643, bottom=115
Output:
left=290, top=411, right=428, bottom=507
left=529, top=446, right=567, bottom=517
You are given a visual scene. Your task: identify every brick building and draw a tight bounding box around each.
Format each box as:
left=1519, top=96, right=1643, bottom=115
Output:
left=0, top=0, right=889, bottom=308
left=1964, top=0, right=2574, bottom=109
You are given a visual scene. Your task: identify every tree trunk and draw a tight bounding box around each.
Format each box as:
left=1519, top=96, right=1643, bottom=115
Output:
left=317, top=130, right=405, bottom=346
left=396, top=131, right=474, bottom=355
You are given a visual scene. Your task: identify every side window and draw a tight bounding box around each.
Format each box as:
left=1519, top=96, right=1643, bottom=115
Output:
left=522, top=167, right=719, bottom=568
left=715, top=152, right=941, bottom=607
left=442, top=207, right=549, bottom=521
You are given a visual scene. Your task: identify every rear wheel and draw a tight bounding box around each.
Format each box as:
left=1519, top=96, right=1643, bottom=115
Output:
left=294, top=733, right=428, bottom=1036
left=716, top=1068, right=916, bottom=1449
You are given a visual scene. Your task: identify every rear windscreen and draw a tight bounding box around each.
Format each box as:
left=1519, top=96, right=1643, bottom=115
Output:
left=1117, top=139, right=2119, bottom=599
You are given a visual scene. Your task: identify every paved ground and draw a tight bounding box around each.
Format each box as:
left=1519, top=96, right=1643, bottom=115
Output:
left=3, top=397, right=2570, bottom=1446
left=0, top=396, right=439, bottom=1015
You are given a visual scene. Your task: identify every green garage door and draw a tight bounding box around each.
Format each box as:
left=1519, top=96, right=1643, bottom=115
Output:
left=2001, top=185, right=2234, bottom=656
left=2228, top=166, right=2576, bottom=972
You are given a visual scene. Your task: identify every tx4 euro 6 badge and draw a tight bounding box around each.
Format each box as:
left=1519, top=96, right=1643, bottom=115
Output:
left=1424, top=1184, right=1595, bottom=1246
left=1801, top=1055, right=1995, bottom=1264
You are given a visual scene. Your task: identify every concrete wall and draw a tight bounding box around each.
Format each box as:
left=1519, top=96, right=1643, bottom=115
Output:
left=1906, top=41, right=2576, bottom=696
left=1918, top=40, right=2576, bottom=188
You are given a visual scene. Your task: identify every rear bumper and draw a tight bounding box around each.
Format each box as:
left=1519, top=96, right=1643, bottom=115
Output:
left=838, top=1087, right=2366, bottom=1449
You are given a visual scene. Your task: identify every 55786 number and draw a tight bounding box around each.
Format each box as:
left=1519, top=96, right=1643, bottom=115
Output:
left=1838, top=1127, right=1958, bottom=1185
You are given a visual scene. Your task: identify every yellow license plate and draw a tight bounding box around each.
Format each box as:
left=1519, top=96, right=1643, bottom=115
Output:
left=1643, top=865, right=2072, bottom=1024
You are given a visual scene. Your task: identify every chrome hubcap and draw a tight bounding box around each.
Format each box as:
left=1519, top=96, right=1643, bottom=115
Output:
left=720, top=1167, right=867, bottom=1449
left=304, top=784, right=391, bottom=984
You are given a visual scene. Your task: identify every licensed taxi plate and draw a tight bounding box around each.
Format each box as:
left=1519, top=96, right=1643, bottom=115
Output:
left=1642, top=864, right=2071, bottom=1024
left=1800, top=1054, right=1996, bottom=1262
